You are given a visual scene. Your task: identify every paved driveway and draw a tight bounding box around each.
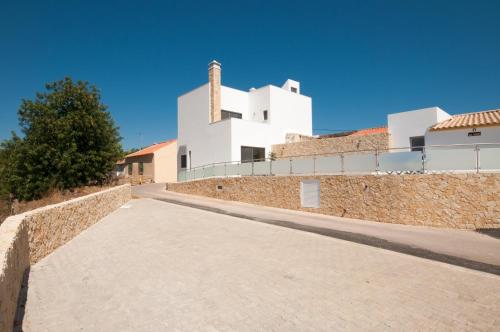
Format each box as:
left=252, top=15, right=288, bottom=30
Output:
left=23, top=198, right=500, bottom=331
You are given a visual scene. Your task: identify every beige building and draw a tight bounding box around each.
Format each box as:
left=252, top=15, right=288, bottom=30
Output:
left=117, top=140, right=177, bottom=184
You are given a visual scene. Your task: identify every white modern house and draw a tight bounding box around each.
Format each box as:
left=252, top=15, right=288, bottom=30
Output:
left=388, top=107, right=500, bottom=151
left=177, top=61, right=312, bottom=170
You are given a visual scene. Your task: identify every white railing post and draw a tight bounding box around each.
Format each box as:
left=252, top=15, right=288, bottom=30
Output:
left=313, top=156, right=316, bottom=175
left=252, top=161, right=254, bottom=176
left=421, top=147, right=426, bottom=173
left=269, top=159, right=273, bottom=176
left=340, top=153, right=345, bottom=174
left=289, top=158, right=293, bottom=175
left=375, top=149, right=379, bottom=173
left=475, top=145, right=480, bottom=173
left=224, top=162, right=227, bottom=177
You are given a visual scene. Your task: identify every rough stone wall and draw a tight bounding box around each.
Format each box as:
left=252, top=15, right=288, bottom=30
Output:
left=167, top=174, right=500, bottom=229
left=26, top=184, right=131, bottom=264
left=0, top=184, right=131, bottom=330
left=272, top=133, right=389, bottom=158
left=0, top=215, right=29, bottom=332
left=209, top=61, right=221, bottom=123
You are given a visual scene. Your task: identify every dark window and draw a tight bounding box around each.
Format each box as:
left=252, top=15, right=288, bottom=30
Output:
left=291, top=87, right=297, bottom=93
left=263, top=110, right=268, bottom=121
left=180, top=155, right=187, bottom=168
left=138, top=162, right=144, bottom=175
left=221, top=110, right=243, bottom=120
left=241, top=146, right=266, bottom=163
left=128, top=163, right=133, bottom=175
left=410, top=136, right=425, bottom=152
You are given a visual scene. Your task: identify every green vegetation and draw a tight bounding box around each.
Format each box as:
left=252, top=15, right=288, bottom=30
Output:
left=0, top=78, right=122, bottom=201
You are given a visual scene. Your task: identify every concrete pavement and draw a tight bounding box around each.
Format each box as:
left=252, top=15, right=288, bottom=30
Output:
left=23, top=198, right=500, bottom=331
left=134, top=183, right=500, bottom=274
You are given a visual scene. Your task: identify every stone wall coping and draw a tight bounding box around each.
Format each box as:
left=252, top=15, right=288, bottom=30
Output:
left=0, top=214, right=26, bottom=270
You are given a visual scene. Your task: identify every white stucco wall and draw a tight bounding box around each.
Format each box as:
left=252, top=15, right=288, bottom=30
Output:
left=282, top=79, right=300, bottom=94
left=221, top=86, right=249, bottom=119
left=229, top=85, right=312, bottom=161
left=178, top=84, right=232, bottom=168
left=388, top=107, right=451, bottom=150
left=426, top=126, right=500, bottom=146
left=178, top=81, right=312, bottom=168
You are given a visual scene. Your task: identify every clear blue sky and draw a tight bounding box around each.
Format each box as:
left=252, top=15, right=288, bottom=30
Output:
left=1, top=0, right=499, bottom=149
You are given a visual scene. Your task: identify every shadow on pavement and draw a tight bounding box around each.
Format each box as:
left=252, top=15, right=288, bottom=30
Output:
left=13, top=267, right=30, bottom=332
left=476, top=229, right=500, bottom=240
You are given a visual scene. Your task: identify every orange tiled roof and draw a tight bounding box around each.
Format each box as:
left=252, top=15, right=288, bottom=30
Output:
left=431, top=109, right=500, bottom=131
left=318, top=126, right=387, bottom=139
left=350, top=126, right=388, bottom=136
left=126, top=139, right=176, bottom=158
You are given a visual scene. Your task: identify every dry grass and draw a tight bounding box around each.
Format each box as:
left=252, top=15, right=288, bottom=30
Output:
left=0, top=199, right=10, bottom=225
left=0, top=184, right=118, bottom=225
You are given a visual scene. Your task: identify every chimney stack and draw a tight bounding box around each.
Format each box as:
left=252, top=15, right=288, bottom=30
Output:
left=208, top=60, right=221, bottom=123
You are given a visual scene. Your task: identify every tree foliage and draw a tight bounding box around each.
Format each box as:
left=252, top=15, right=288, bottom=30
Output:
left=0, top=78, right=122, bottom=200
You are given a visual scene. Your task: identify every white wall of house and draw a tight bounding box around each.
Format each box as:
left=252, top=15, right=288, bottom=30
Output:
left=388, top=107, right=451, bottom=150
left=388, top=107, right=500, bottom=150
left=221, top=86, right=249, bottom=118
left=178, top=82, right=312, bottom=168
left=426, top=126, right=500, bottom=146
left=177, top=84, right=232, bottom=169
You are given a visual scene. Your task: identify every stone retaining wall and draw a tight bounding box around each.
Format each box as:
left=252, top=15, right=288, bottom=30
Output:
left=272, top=133, right=389, bottom=158
left=167, top=174, right=500, bottom=229
left=0, top=184, right=131, bottom=331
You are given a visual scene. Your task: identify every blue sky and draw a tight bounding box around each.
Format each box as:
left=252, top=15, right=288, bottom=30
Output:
left=1, top=0, right=499, bottom=149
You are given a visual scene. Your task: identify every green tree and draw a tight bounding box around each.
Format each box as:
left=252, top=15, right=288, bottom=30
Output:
left=1, top=78, right=122, bottom=200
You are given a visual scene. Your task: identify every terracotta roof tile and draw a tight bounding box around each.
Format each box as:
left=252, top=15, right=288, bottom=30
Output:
left=126, top=139, right=176, bottom=158
left=431, top=109, right=500, bottom=131
left=350, top=126, right=388, bottom=136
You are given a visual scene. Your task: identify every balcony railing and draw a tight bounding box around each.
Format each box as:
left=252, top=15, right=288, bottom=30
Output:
left=177, top=143, right=500, bottom=182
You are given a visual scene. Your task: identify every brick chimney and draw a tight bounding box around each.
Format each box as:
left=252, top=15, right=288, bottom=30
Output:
left=208, top=60, right=221, bottom=123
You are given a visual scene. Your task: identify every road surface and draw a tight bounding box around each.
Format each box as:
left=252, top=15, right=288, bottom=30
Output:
left=22, top=198, right=500, bottom=331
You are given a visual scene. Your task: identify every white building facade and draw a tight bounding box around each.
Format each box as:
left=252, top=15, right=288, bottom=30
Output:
left=388, top=107, right=500, bottom=150
left=177, top=61, right=312, bottom=170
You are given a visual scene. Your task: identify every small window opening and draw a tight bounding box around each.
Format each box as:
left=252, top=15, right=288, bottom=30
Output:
left=409, top=136, right=425, bottom=152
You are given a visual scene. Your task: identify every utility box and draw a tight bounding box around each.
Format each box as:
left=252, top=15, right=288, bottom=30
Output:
left=300, top=179, right=320, bottom=208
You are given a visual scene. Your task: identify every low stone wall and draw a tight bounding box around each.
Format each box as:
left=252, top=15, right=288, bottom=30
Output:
left=272, top=133, right=389, bottom=159
left=0, top=215, right=29, bottom=332
left=167, top=174, right=500, bottom=229
left=0, top=184, right=131, bottom=331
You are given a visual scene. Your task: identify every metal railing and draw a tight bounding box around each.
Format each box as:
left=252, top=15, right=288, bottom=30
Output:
left=177, top=143, right=500, bottom=182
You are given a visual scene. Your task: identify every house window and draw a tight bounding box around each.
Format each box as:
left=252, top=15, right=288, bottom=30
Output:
left=128, top=163, right=133, bottom=175
left=221, top=110, right=242, bottom=120
left=241, top=146, right=265, bottom=163
left=263, top=110, right=268, bottom=121
left=291, top=87, right=297, bottom=93
left=410, top=136, right=425, bottom=152
left=180, top=155, right=187, bottom=169
left=138, top=162, right=144, bottom=175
